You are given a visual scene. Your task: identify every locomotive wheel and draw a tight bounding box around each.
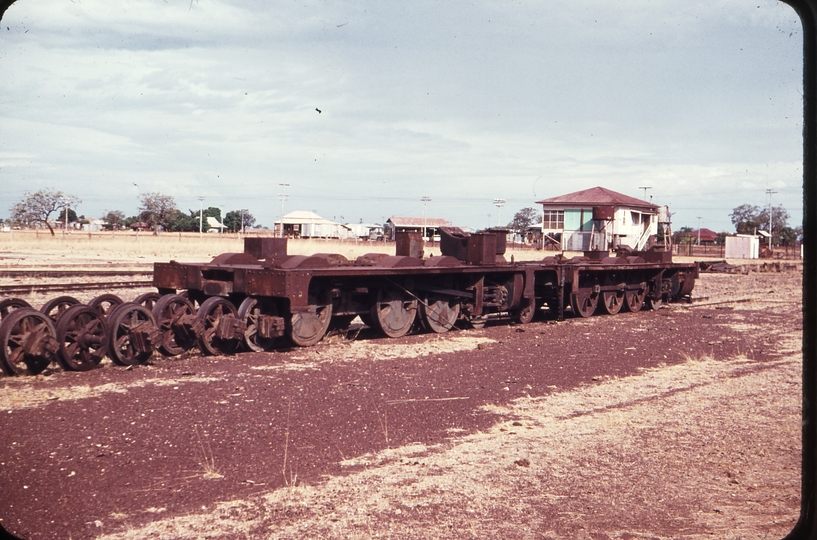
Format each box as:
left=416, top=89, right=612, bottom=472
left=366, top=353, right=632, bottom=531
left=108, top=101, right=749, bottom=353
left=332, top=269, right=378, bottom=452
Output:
left=646, top=295, right=663, bottom=311
left=152, top=294, right=198, bottom=356
left=624, top=289, right=645, bottom=312
left=238, top=297, right=279, bottom=352
left=133, top=292, right=162, bottom=311
left=40, top=296, right=81, bottom=321
left=370, top=287, right=417, bottom=338
left=0, top=308, right=58, bottom=376
left=107, top=303, right=157, bottom=366
left=88, top=293, right=123, bottom=318
left=0, top=298, right=31, bottom=321
left=198, top=297, right=240, bottom=356
left=55, top=305, right=108, bottom=371
left=512, top=298, right=536, bottom=324
left=601, top=291, right=624, bottom=315
left=570, top=290, right=598, bottom=318
left=421, top=295, right=460, bottom=333
left=288, top=303, right=333, bottom=347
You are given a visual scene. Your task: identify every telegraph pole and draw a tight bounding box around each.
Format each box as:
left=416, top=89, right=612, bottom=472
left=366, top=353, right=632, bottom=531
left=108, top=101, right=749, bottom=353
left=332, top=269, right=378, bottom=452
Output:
left=697, top=216, right=702, bottom=246
left=493, top=198, right=506, bottom=227
left=421, top=196, right=431, bottom=238
left=639, top=186, right=652, bottom=201
left=198, top=196, right=205, bottom=239
left=766, top=188, right=777, bottom=252
left=278, top=183, right=290, bottom=238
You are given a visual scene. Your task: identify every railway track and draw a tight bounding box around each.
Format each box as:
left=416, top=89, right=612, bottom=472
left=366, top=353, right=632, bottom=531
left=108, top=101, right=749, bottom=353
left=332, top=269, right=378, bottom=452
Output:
left=0, top=280, right=154, bottom=295
left=0, top=269, right=152, bottom=278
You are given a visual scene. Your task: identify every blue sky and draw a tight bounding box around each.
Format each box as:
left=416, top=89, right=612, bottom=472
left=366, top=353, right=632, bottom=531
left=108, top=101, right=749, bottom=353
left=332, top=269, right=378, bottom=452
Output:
left=0, top=0, right=804, bottom=232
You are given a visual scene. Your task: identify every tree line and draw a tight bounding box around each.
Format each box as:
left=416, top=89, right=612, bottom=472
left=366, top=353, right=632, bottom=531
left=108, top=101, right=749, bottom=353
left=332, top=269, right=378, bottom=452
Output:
left=4, top=189, right=258, bottom=235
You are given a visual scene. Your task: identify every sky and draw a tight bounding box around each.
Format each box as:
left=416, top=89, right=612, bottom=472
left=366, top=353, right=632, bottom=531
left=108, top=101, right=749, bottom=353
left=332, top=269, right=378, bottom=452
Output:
left=0, top=0, right=805, bottom=233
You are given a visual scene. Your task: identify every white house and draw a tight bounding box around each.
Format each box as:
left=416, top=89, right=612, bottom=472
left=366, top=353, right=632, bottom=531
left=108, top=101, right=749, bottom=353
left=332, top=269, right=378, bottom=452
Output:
left=275, top=211, right=349, bottom=239
left=535, top=186, right=661, bottom=252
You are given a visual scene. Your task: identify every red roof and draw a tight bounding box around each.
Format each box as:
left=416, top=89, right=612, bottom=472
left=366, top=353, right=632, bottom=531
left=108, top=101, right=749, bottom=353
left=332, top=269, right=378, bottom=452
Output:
left=690, top=228, right=718, bottom=242
left=388, top=217, right=451, bottom=228
left=536, top=186, right=658, bottom=211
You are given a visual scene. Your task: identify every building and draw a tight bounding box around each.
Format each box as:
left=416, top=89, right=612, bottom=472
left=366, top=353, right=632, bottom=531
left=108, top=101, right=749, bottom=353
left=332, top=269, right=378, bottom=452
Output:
left=206, top=216, right=224, bottom=233
left=689, top=228, right=718, bottom=245
left=274, top=211, right=348, bottom=239
left=385, top=217, right=451, bottom=241
left=535, top=186, right=661, bottom=252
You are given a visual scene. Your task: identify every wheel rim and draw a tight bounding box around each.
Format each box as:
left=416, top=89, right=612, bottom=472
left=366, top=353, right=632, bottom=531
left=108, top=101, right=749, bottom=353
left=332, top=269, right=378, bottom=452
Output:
left=152, top=294, right=198, bottom=356
left=197, top=297, right=240, bottom=356
left=0, top=298, right=31, bottom=322
left=0, top=308, right=57, bottom=376
left=371, top=288, right=417, bottom=338
left=107, top=303, right=156, bottom=366
left=288, top=303, right=333, bottom=347
left=571, top=291, right=598, bottom=318
left=56, top=305, right=108, bottom=371
left=40, top=296, right=81, bottom=322
left=625, top=290, right=645, bottom=312
left=513, top=298, right=536, bottom=324
left=133, top=292, right=162, bottom=311
left=421, top=296, right=460, bottom=333
left=601, top=291, right=624, bottom=315
left=238, top=297, right=279, bottom=352
left=88, top=294, right=123, bottom=319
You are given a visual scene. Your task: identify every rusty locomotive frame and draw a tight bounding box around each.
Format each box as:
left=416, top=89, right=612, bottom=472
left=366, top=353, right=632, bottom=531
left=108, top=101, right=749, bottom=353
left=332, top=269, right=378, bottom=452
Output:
left=0, top=226, right=697, bottom=376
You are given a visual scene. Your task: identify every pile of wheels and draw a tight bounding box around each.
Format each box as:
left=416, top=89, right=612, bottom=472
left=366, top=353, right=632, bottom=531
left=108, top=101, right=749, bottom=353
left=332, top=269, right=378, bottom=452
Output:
left=0, top=292, right=265, bottom=376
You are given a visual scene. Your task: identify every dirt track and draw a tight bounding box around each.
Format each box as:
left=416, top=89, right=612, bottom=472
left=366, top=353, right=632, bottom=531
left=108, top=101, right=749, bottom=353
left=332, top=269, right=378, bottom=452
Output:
left=0, top=270, right=803, bottom=539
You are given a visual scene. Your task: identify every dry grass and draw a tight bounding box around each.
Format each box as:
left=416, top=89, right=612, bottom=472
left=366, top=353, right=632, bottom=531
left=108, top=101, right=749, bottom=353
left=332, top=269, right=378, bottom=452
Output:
left=0, top=230, right=548, bottom=264
left=94, top=351, right=801, bottom=540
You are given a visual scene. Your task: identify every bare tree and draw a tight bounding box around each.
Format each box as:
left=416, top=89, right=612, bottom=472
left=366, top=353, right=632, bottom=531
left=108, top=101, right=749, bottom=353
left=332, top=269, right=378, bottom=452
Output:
left=138, top=192, right=177, bottom=234
left=10, top=189, right=81, bottom=236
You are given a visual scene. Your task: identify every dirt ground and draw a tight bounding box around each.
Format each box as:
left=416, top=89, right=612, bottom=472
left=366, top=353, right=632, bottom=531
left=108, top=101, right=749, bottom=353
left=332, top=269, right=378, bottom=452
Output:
left=0, top=266, right=804, bottom=540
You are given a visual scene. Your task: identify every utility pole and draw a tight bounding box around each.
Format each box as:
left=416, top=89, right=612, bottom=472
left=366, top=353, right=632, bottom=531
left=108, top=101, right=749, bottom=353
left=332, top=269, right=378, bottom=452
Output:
left=198, top=196, right=205, bottom=239
left=697, top=216, right=702, bottom=246
left=493, top=198, right=505, bottom=227
left=421, top=196, right=431, bottom=239
left=639, top=186, right=652, bottom=201
left=278, top=183, right=290, bottom=238
left=62, top=198, right=68, bottom=239
left=766, top=188, right=777, bottom=252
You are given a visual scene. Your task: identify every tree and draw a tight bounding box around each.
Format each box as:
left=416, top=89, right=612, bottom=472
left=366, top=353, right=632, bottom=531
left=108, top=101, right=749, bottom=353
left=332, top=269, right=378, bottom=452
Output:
left=167, top=210, right=198, bottom=232
left=10, top=189, right=81, bottom=236
left=57, top=208, right=78, bottom=224
left=223, top=209, right=256, bottom=232
left=138, top=192, right=178, bottom=234
left=506, top=207, right=541, bottom=235
left=102, top=210, right=126, bottom=230
left=672, top=226, right=695, bottom=245
left=730, top=203, right=791, bottom=245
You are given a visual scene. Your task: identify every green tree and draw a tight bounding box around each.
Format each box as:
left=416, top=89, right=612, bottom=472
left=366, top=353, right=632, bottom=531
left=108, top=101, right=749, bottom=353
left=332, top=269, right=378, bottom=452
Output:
left=223, top=209, right=256, bottom=232
left=57, top=208, right=78, bottom=223
left=730, top=204, right=763, bottom=234
left=103, top=210, right=126, bottom=230
left=672, top=226, right=695, bottom=245
left=10, top=189, right=81, bottom=236
left=167, top=210, right=198, bottom=232
left=138, top=192, right=178, bottom=234
left=506, top=207, right=541, bottom=235
left=730, top=203, right=791, bottom=245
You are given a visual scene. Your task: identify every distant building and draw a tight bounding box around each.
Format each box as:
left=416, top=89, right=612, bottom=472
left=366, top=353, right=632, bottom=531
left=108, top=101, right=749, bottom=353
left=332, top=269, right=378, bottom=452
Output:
left=385, top=216, right=451, bottom=241
left=689, top=228, right=718, bottom=245
left=535, top=186, right=660, bottom=252
left=275, top=211, right=348, bottom=238
left=206, top=216, right=224, bottom=233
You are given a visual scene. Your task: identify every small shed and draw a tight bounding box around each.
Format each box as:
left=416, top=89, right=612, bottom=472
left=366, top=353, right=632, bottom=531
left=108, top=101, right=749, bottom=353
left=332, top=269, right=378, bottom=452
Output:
left=725, top=234, right=760, bottom=259
left=386, top=217, right=451, bottom=241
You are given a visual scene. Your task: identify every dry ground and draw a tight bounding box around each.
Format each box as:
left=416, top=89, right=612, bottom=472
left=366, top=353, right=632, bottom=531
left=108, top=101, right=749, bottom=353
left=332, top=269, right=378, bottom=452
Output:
left=0, top=238, right=804, bottom=539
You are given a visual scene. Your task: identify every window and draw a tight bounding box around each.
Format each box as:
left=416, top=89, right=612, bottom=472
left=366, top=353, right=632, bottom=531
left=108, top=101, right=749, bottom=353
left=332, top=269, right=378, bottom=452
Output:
left=543, top=210, right=564, bottom=230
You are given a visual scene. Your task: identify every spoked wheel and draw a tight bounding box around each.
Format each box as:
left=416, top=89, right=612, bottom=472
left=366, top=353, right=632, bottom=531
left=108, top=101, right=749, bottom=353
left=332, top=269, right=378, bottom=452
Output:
left=624, top=289, right=645, bottom=312
left=88, top=294, right=123, bottom=319
left=0, top=298, right=31, bottom=322
left=152, top=294, right=200, bottom=356
left=570, top=290, right=599, bottom=318
left=133, top=292, right=162, bottom=311
left=601, top=290, right=624, bottom=315
left=107, top=303, right=159, bottom=366
left=646, top=295, right=664, bottom=311
left=420, top=295, right=460, bottom=333
left=40, top=296, right=81, bottom=322
left=288, top=303, right=333, bottom=347
left=512, top=298, right=536, bottom=324
left=55, top=305, right=108, bottom=371
left=238, top=297, right=283, bottom=352
left=0, top=308, right=59, bottom=376
left=197, top=297, right=243, bottom=356
left=370, top=287, right=417, bottom=338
